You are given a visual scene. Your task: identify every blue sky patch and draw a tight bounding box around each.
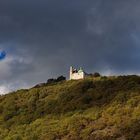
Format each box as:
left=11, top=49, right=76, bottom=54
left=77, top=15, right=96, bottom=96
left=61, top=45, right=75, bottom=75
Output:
left=0, top=51, right=6, bottom=60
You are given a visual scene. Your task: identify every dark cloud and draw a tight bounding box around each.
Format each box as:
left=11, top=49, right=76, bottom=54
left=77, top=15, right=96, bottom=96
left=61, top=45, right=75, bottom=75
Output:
left=0, top=0, right=140, bottom=93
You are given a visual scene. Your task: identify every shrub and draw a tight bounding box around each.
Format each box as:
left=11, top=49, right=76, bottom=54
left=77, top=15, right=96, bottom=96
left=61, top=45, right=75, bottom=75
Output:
left=56, top=75, right=66, bottom=82
left=93, top=72, right=101, bottom=77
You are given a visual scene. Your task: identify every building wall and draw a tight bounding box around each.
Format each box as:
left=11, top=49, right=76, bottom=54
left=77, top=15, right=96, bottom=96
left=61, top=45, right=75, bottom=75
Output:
left=70, top=71, right=85, bottom=80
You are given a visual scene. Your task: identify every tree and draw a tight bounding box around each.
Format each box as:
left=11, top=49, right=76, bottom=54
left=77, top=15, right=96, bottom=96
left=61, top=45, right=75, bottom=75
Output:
left=56, top=76, right=66, bottom=82
left=47, top=78, right=56, bottom=84
left=93, top=72, right=101, bottom=77
left=47, top=76, right=66, bottom=84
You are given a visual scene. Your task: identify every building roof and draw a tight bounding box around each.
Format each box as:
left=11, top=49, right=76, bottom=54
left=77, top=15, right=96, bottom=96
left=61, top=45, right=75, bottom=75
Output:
left=78, top=67, right=84, bottom=73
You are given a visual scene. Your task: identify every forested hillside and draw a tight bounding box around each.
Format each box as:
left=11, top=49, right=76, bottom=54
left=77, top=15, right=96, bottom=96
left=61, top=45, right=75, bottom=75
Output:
left=0, top=76, right=140, bottom=140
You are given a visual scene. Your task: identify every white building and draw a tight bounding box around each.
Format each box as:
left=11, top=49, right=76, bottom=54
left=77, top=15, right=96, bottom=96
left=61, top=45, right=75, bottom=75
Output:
left=69, top=66, right=86, bottom=80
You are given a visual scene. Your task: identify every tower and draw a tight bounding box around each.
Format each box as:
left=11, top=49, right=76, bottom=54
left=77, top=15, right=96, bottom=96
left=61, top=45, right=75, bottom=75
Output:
left=70, top=66, right=73, bottom=80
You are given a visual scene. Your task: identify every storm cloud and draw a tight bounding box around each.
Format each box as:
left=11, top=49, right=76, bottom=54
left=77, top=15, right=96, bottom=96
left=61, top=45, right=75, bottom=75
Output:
left=0, top=0, right=140, bottom=94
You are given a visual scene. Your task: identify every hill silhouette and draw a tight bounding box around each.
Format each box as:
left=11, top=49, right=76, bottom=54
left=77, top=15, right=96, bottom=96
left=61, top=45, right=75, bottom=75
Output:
left=0, top=75, right=140, bottom=140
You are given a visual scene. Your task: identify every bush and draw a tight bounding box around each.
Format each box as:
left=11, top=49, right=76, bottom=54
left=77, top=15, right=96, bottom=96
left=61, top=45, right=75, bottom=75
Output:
left=93, top=72, right=101, bottom=77
left=47, top=78, right=56, bottom=84
left=56, top=75, right=66, bottom=82
left=47, top=75, right=66, bottom=84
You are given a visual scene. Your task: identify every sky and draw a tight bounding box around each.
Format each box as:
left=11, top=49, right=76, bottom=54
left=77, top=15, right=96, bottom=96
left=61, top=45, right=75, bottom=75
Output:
left=0, top=0, right=140, bottom=94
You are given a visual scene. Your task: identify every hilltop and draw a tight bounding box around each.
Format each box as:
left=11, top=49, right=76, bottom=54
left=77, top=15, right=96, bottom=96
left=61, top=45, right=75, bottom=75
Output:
left=0, top=75, right=140, bottom=140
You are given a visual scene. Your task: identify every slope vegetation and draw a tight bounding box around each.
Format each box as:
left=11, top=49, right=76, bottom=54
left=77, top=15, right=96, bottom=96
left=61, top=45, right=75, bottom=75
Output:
left=0, top=76, right=140, bottom=140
